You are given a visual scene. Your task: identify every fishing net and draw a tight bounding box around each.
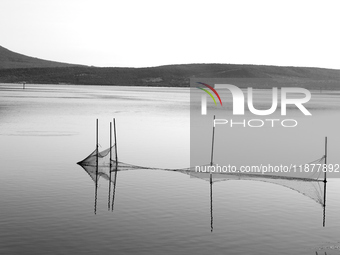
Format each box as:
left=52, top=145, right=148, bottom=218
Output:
left=77, top=145, right=326, bottom=206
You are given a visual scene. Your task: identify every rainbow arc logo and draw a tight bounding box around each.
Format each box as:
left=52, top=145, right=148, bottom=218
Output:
left=196, top=82, right=223, bottom=106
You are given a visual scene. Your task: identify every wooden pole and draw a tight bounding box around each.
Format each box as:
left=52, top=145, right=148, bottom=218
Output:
left=110, top=122, right=112, bottom=164
left=114, top=118, right=118, bottom=168
left=210, top=115, right=216, bottom=167
left=95, top=119, right=99, bottom=214
left=209, top=115, right=215, bottom=193
left=210, top=115, right=215, bottom=232
left=324, top=136, right=327, bottom=183
left=96, top=119, right=99, bottom=169
left=108, top=122, right=112, bottom=210
left=323, top=136, right=327, bottom=227
left=112, top=118, right=118, bottom=211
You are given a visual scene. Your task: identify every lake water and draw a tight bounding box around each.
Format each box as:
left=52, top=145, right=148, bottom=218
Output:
left=1, top=83, right=340, bottom=255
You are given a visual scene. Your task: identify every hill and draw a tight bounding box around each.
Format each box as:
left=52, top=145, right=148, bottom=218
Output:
left=0, top=45, right=339, bottom=89
left=0, top=45, right=82, bottom=69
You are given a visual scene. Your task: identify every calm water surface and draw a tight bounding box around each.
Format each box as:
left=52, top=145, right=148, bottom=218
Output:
left=1, top=84, right=340, bottom=255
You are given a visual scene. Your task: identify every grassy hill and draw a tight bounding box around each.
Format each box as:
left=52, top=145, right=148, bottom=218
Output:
left=0, top=45, right=339, bottom=89
left=0, top=45, right=82, bottom=69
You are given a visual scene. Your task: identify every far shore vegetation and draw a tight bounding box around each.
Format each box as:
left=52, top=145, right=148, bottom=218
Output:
left=0, top=45, right=339, bottom=90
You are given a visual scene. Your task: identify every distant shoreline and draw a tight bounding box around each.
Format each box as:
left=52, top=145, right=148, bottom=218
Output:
left=1, top=46, right=339, bottom=89
left=1, top=82, right=339, bottom=91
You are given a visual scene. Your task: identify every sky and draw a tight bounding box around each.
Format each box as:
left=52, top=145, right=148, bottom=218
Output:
left=1, top=0, right=339, bottom=69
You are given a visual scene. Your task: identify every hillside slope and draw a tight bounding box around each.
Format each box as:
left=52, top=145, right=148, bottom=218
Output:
left=0, top=45, right=339, bottom=88
left=0, top=45, right=82, bottom=69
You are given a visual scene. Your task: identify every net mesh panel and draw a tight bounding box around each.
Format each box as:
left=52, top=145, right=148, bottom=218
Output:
left=173, top=167, right=324, bottom=205
left=173, top=157, right=326, bottom=206
left=78, top=146, right=115, bottom=167
left=78, top=146, right=326, bottom=206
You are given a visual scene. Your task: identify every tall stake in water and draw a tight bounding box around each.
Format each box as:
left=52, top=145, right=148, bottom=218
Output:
left=210, top=115, right=216, bottom=232
left=324, top=137, right=327, bottom=183
left=323, top=136, right=328, bottom=227
left=108, top=122, right=112, bottom=210
left=95, top=119, right=99, bottom=214
left=112, top=118, right=118, bottom=211
left=210, top=115, right=216, bottom=168
left=114, top=118, right=118, bottom=170
left=96, top=119, right=99, bottom=168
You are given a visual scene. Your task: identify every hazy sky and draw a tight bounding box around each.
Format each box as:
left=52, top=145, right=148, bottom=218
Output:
left=1, top=0, right=339, bottom=68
